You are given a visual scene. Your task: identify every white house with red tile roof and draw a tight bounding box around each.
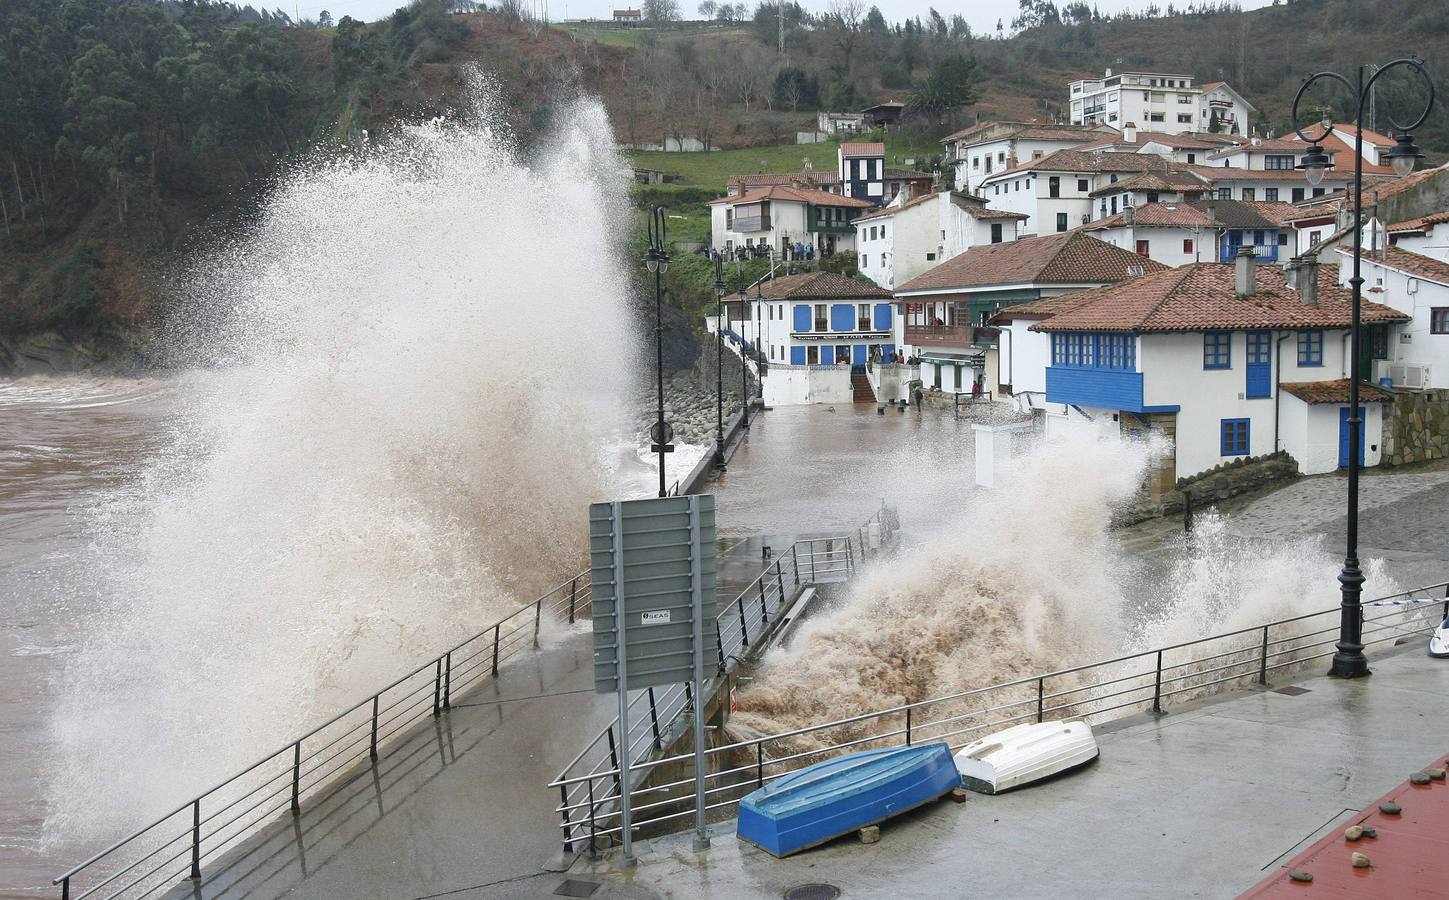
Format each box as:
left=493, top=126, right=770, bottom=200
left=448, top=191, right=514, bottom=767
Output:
left=1341, top=244, right=1449, bottom=390
left=894, top=231, right=1161, bottom=395
left=708, top=185, right=875, bottom=258
left=853, top=190, right=1026, bottom=290
left=1083, top=202, right=1220, bottom=267
left=941, top=121, right=1109, bottom=193
left=1015, top=252, right=1407, bottom=478
left=1387, top=211, right=1449, bottom=262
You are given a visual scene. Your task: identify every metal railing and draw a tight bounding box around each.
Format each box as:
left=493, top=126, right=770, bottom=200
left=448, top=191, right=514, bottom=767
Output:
left=53, top=573, right=596, bottom=900
left=550, top=503, right=899, bottom=854
left=550, top=581, right=1448, bottom=850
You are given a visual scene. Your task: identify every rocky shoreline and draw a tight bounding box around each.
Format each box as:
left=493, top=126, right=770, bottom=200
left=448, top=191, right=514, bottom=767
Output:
left=632, top=342, right=756, bottom=448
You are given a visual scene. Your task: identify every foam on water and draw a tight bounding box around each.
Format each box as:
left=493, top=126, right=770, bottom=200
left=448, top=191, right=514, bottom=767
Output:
left=44, top=83, right=639, bottom=841
left=732, top=432, right=1398, bottom=742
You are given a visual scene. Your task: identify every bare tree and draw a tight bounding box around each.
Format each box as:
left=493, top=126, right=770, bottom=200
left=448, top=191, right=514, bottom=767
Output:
left=643, top=0, right=681, bottom=21
left=698, top=0, right=717, bottom=17
left=731, top=43, right=771, bottom=111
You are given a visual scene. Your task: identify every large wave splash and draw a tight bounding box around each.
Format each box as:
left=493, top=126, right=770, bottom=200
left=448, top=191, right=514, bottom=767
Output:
left=732, top=432, right=1397, bottom=741
left=45, top=85, right=638, bottom=839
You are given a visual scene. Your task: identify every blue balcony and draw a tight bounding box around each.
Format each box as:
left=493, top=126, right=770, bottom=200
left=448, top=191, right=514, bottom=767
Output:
left=1046, top=367, right=1150, bottom=412
left=1220, top=230, right=1280, bottom=263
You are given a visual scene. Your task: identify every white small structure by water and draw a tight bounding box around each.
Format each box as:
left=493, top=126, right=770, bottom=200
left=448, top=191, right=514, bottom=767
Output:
left=954, top=719, right=1099, bottom=794
left=972, top=421, right=1036, bottom=488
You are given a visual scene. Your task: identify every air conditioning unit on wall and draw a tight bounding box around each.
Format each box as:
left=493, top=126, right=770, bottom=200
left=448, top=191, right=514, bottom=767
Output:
left=1389, top=362, right=1431, bottom=390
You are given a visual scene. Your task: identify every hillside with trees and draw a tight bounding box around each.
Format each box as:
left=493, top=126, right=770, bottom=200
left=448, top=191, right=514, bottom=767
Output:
left=1, top=0, right=1446, bottom=368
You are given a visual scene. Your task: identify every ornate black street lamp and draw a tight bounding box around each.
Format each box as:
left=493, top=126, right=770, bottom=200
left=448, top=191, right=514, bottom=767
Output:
left=1292, top=59, right=1435, bottom=679
left=712, top=255, right=728, bottom=471
left=644, top=206, right=672, bottom=497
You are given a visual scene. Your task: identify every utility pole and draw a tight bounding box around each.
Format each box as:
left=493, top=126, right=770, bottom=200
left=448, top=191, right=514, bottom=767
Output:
left=778, top=1, right=785, bottom=58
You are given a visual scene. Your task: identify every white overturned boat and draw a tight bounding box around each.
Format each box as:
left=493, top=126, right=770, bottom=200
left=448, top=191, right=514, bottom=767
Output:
left=1430, top=617, right=1449, bottom=658
left=953, top=719, right=1099, bottom=794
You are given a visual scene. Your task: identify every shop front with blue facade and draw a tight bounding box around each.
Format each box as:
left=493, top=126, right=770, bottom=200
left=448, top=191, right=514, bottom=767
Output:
left=785, top=300, right=895, bottom=370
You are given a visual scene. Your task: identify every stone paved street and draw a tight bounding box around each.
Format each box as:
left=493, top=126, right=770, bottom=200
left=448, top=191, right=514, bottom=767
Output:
left=1123, top=459, right=1449, bottom=591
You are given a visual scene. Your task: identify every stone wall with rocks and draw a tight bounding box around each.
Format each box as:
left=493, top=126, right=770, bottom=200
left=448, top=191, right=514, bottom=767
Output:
left=1381, top=388, right=1449, bottom=466
left=632, top=340, right=755, bottom=447
left=1117, top=451, right=1300, bottom=525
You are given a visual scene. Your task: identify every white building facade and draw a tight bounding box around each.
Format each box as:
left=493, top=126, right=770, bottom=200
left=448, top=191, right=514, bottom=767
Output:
left=1068, top=70, right=1253, bottom=137
left=855, top=191, right=1025, bottom=290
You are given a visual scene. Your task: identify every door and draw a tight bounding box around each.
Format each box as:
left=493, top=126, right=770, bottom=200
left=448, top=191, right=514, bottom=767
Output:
left=1339, top=407, right=1365, bottom=468
left=1245, top=331, right=1271, bottom=399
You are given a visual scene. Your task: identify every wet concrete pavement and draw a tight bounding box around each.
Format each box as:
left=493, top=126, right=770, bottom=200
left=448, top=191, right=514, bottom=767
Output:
left=561, top=647, right=1449, bottom=900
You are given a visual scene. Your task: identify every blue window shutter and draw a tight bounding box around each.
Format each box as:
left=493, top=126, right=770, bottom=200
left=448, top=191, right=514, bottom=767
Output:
left=874, top=303, right=892, bottom=331
left=793, top=304, right=812, bottom=332
left=830, top=304, right=854, bottom=331
left=853, top=344, right=866, bottom=365
left=821, top=346, right=834, bottom=365
left=790, top=346, right=806, bottom=365
left=882, top=343, right=895, bottom=359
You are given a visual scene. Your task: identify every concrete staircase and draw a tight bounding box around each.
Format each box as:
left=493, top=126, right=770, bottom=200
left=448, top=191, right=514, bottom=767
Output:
left=851, top=372, right=875, bottom=404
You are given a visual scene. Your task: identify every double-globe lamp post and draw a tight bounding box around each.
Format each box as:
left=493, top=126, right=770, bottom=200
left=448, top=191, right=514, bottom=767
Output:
left=1291, top=59, right=1434, bottom=678
left=644, top=206, right=672, bottom=498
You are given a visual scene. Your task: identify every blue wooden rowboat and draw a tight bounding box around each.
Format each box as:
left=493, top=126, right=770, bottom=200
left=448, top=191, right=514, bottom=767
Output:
left=736, top=743, right=960, bottom=857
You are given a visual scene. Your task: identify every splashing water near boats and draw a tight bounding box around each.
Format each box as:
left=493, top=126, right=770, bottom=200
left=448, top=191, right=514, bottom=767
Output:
left=730, top=432, right=1398, bottom=743
left=43, top=84, right=642, bottom=843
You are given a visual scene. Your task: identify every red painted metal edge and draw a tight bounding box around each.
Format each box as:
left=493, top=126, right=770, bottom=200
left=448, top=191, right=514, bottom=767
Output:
left=1240, top=752, right=1449, bottom=898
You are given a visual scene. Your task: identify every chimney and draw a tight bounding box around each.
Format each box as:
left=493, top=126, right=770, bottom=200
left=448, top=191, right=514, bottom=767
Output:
left=1124, top=206, right=1135, bottom=225
left=1123, top=122, right=1137, bottom=143
left=1235, top=246, right=1257, bottom=296
left=1294, top=253, right=1320, bottom=305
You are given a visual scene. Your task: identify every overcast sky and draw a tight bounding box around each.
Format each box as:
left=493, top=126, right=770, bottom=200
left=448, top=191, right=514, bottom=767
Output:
left=295, top=0, right=1275, bottom=36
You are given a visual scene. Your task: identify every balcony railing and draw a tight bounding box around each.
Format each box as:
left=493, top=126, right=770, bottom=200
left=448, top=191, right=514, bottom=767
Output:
left=906, top=324, right=977, bottom=347
left=731, top=215, right=771, bottom=233
left=814, top=218, right=854, bottom=235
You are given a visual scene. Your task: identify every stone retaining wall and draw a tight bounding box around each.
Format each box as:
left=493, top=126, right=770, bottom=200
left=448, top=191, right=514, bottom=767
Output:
left=1381, top=388, right=1449, bottom=466
left=1117, top=451, right=1300, bottom=525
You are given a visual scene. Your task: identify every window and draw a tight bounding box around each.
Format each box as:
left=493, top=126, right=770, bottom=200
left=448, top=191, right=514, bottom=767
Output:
left=1241, top=188, right=1256, bottom=201
left=1147, top=191, right=1159, bottom=203
left=926, top=252, right=936, bottom=261
left=1078, top=178, right=1089, bottom=192
left=1292, top=187, right=1306, bottom=202
left=1149, top=113, right=1165, bottom=123
left=1033, top=150, right=1043, bottom=159
left=857, top=303, right=871, bottom=331
left=1057, top=213, right=1069, bottom=233
left=1217, top=187, right=1232, bottom=200
left=814, top=304, right=827, bottom=331
left=1264, top=155, right=1294, bottom=170
left=1220, top=419, right=1250, bottom=456
left=860, top=254, right=867, bottom=268
left=1312, top=187, right=1326, bottom=197
left=1431, top=309, right=1449, bottom=334
left=1178, top=113, right=1193, bottom=123
left=880, top=253, right=886, bottom=268
left=806, top=346, right=819, bottom=365
left=973, top=156, right=980, bottom=170
left=1049, top=176, right=1060, bottom=198
left=1265, top=188, right=1278, bottom=201
left=1111, top=197, right=1118, bottom=214
left=1203, top=332, right=1232, bottom=369
left=1278, top=233, right=1288, bottom=246
left=1015, top=180, right=1020, bottom=192
left=1371, top=324, right=1390, bottom=359
left=1183, top=239, right=1194, bottom=254
left=1136, top=239, right=1150, bottom=257
left=985, top=157, right=993, bottom=173
left=991, top=223, right=1003, bottom=243
left=1297, top=330, right=1324, bottom=366
left=998, top=152, right=1006, bottom=163
left=1050, top=333, right=1133, bottom=370
left=1310, top=232, right=1321, bottom=247
left=1187, top=153, right=1196, bottom=164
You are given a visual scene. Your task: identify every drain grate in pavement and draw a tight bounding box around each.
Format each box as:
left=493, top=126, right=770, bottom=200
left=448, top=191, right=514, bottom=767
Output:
left=1273, top=685, right=1312, bottom=696
left=554, top=879, right=601, bottom=897
left=784, top=885, right=842, bottom=900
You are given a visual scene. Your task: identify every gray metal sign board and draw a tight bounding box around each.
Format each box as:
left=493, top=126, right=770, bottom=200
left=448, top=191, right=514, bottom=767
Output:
left=590, top=495, right=718, bottom=693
